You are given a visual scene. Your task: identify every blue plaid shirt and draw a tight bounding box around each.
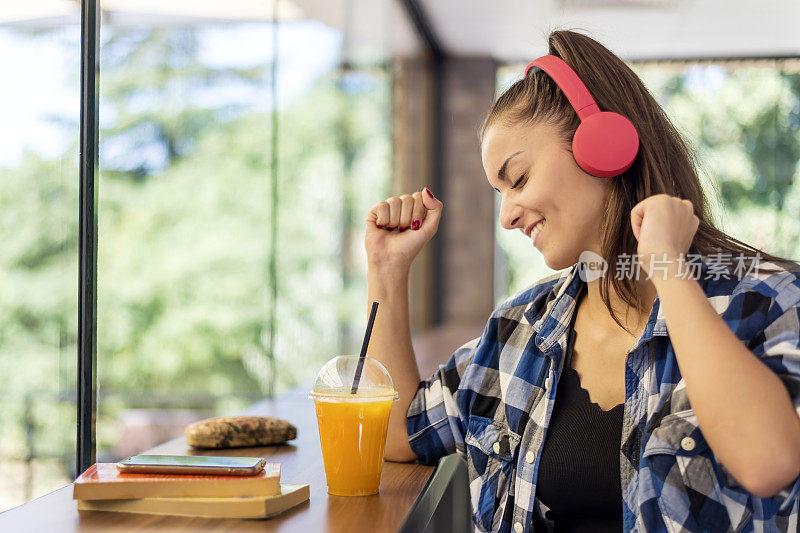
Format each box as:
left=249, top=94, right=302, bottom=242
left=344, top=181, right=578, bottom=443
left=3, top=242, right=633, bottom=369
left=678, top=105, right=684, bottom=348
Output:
left=407, top=252, right=800, bottom=532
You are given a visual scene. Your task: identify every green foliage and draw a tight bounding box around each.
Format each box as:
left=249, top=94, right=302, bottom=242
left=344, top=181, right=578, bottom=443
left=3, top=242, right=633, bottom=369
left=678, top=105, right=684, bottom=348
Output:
left=94, top=63, right=391, bottom=444
left=1, top=25, right=391, bottom=509
left=100, top=27, right=265, bottom=177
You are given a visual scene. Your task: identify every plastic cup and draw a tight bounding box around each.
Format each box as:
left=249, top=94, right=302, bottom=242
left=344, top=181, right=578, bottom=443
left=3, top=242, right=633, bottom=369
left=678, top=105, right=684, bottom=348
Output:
left=308, top=355, right=399, bottom=496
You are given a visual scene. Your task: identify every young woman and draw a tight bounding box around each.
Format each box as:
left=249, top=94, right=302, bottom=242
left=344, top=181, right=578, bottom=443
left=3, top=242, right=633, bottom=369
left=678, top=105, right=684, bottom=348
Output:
left=363, top=30, right=800, bottom=532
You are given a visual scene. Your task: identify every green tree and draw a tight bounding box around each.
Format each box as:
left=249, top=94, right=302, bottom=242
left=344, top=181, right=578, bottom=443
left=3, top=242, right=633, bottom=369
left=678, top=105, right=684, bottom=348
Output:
left=1, top=23, right=391, bottom=508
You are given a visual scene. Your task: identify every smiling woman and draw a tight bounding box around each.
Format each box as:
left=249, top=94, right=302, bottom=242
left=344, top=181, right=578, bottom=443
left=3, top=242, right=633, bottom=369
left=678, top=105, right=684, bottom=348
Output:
left=479, top=33, right=799, bottom=332
left=481, top=119, right=611, bottom=271
left=365, top=28, right=800, bottom=533
left=469, top=29, right=800, bottom=532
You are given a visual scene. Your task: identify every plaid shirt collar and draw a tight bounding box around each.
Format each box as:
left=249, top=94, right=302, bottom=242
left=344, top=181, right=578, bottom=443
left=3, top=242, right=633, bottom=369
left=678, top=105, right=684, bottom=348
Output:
left=525, top=247, right=711, bottom=354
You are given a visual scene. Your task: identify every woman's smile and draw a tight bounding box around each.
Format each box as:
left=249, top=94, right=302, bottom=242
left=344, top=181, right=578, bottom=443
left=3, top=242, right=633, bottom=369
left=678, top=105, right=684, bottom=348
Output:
left=531, top=219, right=545, bottom=246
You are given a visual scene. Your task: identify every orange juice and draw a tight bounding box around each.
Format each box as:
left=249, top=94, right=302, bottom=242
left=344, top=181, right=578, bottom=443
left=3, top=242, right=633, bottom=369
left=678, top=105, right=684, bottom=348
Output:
left=313, top=390, right=394, bottom=496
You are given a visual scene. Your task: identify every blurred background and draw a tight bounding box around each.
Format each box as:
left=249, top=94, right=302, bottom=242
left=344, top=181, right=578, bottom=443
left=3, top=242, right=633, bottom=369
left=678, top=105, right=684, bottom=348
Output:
left=1, top=0, right=799, bottom=511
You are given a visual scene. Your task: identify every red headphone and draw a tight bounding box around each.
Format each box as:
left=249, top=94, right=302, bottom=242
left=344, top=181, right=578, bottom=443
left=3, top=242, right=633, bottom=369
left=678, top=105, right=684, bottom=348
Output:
left=525, top=55, right=639, bottom=178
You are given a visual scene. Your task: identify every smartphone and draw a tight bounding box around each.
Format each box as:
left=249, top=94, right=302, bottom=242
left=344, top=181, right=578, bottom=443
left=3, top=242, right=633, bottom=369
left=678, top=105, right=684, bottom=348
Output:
left=116, top=454, right=266, bottom=476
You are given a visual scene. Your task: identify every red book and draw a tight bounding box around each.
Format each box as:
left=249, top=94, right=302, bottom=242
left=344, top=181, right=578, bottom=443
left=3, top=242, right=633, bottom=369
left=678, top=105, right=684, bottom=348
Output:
left=73, top=463, right=280, bottom=500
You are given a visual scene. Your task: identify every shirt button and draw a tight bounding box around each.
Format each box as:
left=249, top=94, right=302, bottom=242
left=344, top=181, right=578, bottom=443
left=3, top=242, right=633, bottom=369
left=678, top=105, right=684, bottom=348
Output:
left=514, top=521, right=524, bottom=533
left=492, top=441, right=501, bottom=454
left=525, top=451, right=535, bottom=464
left=680, top=437, right=696, bottom=451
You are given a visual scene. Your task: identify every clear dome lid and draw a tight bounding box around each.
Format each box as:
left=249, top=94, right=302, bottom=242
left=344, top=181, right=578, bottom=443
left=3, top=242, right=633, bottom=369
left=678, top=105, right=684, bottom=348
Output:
left=308, top=355, right=399, bottom=402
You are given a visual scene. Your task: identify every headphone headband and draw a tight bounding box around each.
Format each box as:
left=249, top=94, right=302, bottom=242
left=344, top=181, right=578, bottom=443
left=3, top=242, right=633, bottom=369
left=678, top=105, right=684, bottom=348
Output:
left=525, top=55, right=600, bottom=120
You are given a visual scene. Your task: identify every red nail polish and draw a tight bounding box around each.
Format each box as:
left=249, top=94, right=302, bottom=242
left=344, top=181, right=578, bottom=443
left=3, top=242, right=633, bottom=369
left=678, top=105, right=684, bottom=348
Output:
left=376, top=224, right=384, bottom=229
left=386, top=226, right=395, bottom=231
left=412, top=220, right=420, bottom=230
left=399, top=227, right=407, bottom=232
left=425, top=187, right=434, bottom=199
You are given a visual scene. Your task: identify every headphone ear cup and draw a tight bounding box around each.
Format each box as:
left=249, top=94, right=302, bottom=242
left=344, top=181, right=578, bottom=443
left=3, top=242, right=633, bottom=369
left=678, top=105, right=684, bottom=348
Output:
left=572, top=112, right=639, bottom=178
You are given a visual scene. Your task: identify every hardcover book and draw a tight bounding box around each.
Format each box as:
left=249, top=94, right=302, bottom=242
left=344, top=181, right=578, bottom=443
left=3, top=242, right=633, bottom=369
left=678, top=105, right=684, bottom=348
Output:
left=77, top=483, right=309, bottom=519
left=73, top=463, right=280, bottom=500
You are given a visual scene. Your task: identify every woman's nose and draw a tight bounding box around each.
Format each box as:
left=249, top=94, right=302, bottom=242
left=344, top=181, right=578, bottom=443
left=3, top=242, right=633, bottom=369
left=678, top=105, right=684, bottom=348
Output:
left=500, top=214, right=522, bottom=231
left=499, top=199, right=522, bottom=230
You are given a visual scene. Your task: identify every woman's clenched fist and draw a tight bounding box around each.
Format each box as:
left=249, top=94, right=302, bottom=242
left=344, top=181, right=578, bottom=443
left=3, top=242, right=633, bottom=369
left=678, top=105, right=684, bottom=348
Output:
left=365, top=187, right=443, bottom=271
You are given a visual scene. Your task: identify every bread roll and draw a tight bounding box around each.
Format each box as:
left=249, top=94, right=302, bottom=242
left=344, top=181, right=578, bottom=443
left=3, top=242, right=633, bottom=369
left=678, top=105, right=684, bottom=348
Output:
left=185, top=416, right=297, bottom=449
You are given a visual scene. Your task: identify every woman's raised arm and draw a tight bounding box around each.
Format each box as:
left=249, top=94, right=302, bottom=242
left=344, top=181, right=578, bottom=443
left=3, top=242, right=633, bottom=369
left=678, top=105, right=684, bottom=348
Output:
left=363, top=187, right=443, bottom=462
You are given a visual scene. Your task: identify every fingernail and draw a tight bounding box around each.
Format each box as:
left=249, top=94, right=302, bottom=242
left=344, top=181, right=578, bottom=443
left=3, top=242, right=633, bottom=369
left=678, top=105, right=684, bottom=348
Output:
left=377, top=224, right=384, bottom=229
left=425, top=187, right=435, bottom=199
left=399, top=227, right=407, bottom=232
left=386, top=226, right=395, bottom=231
left=412, top=220, right=420, bottom=230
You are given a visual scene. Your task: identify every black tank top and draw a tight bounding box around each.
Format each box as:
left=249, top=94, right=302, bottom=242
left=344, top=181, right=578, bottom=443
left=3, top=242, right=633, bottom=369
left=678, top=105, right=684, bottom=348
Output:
left=535, top=284, right=624, bottom=532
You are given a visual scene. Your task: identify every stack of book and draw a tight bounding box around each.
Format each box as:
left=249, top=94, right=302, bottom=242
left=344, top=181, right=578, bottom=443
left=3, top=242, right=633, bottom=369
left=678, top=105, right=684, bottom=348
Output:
left=73, top=463, right=309, bottom=519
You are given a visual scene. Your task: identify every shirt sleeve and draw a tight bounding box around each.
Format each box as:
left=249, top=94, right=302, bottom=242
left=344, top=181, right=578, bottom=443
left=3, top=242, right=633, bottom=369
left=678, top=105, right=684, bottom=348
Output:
left=405, top=330, right=486, bottom=466
left=733, top=290, right=800, bottom=513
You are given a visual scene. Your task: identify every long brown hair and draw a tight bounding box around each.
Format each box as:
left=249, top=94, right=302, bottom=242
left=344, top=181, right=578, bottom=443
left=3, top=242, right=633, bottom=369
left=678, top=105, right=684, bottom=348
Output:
left=479, top=29, right=799, bottom=333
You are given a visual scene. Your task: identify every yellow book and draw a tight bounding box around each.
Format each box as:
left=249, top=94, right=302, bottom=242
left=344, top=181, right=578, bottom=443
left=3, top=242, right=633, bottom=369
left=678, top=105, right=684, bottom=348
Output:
left=77, top=483, right=310, bottom=519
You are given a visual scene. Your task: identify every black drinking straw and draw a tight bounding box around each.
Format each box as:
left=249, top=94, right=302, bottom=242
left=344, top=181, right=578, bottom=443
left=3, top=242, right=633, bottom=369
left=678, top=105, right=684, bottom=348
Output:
left=351, top=301, right=379, bottom=394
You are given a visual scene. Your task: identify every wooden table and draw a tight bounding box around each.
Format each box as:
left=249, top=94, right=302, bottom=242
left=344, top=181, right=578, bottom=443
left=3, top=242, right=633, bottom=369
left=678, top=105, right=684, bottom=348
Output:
left=0, top=387, right=435, bottom=532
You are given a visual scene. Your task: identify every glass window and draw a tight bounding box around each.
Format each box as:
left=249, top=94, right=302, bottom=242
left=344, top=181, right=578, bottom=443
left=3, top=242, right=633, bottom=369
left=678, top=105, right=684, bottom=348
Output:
left=96, top=7, right=279, bottom=463
left=0, top=0, right=423, bottom=507
left=0, top=2, right=81, bottom=511
left=94, top=0, right=418, bottom=464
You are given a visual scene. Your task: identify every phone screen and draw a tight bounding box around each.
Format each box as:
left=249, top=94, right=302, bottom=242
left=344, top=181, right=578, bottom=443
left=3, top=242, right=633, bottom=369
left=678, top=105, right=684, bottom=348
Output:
left=117, top=454, right=266, bottom=475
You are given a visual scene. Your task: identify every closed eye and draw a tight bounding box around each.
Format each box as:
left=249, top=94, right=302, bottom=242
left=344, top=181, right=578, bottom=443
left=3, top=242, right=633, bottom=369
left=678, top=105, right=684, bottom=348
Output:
left=510, top=174, right=526, bottom=190
left=493, top=173, right=527, bottom=194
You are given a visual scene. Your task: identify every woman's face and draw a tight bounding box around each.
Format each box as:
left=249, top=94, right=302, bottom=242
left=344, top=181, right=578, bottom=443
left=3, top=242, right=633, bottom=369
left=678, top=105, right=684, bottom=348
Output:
left=481, top=119, right=611, bottom=271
